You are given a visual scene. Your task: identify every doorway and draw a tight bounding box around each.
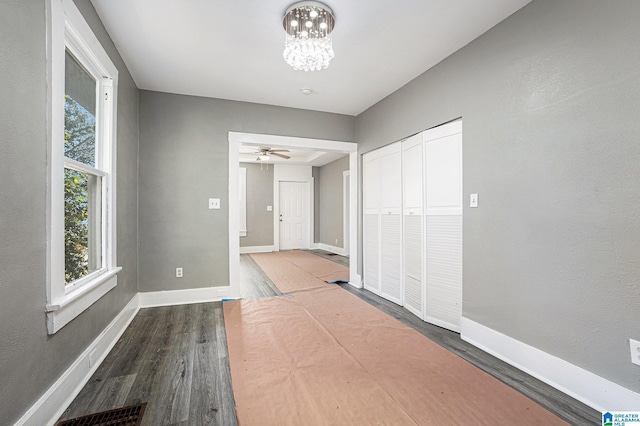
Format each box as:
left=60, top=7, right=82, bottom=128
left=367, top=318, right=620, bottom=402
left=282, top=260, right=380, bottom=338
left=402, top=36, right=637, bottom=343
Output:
left=228, top=131, right=359, bottom=299
left=279, top=181, right=309, bottom=250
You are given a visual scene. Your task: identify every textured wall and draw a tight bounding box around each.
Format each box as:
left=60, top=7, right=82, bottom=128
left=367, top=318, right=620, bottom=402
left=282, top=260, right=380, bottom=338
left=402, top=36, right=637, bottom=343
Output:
left=240, top=163, right=274, bottom=247
left=319, top=156, right=350, bottom=248
left=356, top=0, right=640, bottom=392
left=138, top=91, right=355, bottom=292
left=0, top=0, right=139, bottom=423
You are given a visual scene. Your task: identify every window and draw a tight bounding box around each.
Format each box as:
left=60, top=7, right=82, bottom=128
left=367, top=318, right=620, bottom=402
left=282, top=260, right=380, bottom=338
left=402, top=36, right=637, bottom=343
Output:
left=46, top=0, right=120, bottom=334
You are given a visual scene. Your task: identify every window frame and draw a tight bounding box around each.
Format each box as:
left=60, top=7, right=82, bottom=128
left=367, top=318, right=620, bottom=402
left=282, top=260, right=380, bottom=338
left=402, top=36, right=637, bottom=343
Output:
left=46, top=0, right=120, bottom=334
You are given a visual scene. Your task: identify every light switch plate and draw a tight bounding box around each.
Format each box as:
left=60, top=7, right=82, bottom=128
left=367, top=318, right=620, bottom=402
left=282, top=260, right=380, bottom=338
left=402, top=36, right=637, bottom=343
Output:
left=267, top=205, right=273, bottom=211
left=470, top=193, right=479, bottom=208
left=631, top=339, right=640, bottom=366
left=209, top=198, right=220, bottom=209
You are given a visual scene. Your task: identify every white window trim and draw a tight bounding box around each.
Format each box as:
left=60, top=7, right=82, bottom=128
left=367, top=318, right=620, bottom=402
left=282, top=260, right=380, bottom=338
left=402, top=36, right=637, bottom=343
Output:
left=46, top=0, right=120, bottom=334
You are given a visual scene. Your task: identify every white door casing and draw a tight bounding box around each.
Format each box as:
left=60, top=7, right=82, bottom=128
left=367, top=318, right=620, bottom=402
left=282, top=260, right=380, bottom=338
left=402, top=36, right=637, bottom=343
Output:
left=343, top=171, right=350, bottom=256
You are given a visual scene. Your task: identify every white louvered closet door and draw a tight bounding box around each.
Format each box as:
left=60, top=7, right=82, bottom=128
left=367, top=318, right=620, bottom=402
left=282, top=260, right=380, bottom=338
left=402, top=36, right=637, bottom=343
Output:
left=402, top=134, right=424, bottom=318
left=363, top=151, right=381, bottom=295
left=379, top=142, right=403, bottom=305
left=424, top=120, right=463, bottom=332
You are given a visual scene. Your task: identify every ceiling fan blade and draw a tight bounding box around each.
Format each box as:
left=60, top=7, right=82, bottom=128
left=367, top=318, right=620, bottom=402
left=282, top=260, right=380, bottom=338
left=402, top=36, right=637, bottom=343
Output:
left=269, top=149, right=290, bottom=153
left=271, top=152, right=290, bottom=159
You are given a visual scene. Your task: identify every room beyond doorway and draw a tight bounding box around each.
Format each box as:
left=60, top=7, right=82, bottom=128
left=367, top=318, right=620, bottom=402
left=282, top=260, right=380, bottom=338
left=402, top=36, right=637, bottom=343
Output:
left=228, top=132, right=359, bottom=299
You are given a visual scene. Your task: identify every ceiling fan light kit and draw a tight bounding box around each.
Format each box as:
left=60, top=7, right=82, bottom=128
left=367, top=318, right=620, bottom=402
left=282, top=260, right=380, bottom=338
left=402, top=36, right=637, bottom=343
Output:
left=283, top=1, right=335, bottom=72
left=254, top=147, right=291, bottom=161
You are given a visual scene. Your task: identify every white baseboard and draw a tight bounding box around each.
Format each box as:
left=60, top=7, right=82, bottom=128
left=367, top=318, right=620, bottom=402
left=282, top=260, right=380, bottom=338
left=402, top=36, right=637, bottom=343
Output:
left=461, top=317, right=640, bottom=412
left=138, top=286, right=230, bottom=308
left=317, top=243, right=347, bottom=256
left=14, top=294, right=140, bottom=426
left=348, top=273, right=362, bottom=288
left=239, top=245, right=274, bottom=254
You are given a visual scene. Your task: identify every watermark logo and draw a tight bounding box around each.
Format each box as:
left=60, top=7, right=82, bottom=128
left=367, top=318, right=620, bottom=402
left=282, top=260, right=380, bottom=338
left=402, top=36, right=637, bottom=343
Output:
left=603, top=412, right=640, bottom=426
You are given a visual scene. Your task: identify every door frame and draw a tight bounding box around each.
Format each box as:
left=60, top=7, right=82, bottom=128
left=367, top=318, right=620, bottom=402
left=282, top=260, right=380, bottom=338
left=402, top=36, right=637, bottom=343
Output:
left=343, top=170, right=350, bottom=256
left=228, top=132, right=359, bottom=298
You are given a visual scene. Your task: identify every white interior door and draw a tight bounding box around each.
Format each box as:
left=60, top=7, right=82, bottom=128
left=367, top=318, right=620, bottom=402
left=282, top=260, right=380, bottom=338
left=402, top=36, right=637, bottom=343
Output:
left=279, top=181, right=309, bottom=250
left=424, top=121, right=463, bottom=332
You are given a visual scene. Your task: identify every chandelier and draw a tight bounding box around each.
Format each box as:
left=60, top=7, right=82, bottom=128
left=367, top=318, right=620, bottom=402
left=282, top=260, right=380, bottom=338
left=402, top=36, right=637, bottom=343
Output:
left=282, top=1, right=335, bottom=72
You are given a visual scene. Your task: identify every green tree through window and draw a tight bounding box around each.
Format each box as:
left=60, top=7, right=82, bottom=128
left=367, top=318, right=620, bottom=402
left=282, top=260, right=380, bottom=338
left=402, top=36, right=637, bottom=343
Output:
left=64, top=94, right=98, bottom=283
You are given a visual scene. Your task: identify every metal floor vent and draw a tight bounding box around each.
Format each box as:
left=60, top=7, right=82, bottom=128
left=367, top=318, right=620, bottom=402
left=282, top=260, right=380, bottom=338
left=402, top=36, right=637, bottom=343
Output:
left=57, top=403, right=146, bottom=426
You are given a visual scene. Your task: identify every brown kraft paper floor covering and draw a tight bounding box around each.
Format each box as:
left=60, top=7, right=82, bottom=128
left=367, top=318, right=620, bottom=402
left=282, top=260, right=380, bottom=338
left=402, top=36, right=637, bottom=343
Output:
left=225, top=252, right=566, bottom=425
left=252, top=250, right=350, bottom=286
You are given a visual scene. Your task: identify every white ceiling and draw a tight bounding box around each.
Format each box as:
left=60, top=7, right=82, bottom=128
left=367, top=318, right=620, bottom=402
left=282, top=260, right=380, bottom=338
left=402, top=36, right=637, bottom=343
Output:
left=239, top=144, right=346, bottom=167
left=90, top=0, right=531, bottom=116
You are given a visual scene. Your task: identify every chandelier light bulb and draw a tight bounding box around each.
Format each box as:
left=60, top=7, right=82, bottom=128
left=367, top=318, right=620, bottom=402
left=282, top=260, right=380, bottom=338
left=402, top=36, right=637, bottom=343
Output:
left=282, top=1, right=335, bottom=72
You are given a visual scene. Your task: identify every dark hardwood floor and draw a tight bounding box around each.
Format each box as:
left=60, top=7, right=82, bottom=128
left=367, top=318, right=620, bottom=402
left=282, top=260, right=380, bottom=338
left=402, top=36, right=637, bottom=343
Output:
left=59, top=303, right=237, bottom=426
left=60, top=251, right=599, bottom=426
left=239, top=254, right=280, bottom=298
left=303, top=248, right=349, bottom=267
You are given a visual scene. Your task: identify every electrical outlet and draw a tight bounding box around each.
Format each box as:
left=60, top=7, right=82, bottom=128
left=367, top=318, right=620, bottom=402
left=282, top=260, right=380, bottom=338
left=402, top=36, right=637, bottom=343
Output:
left=208, top=198, right=220, bottom=209
left=335, top=239, right=338, bottom=244
left=176, top=267, right=183, bottom=278
left=631, top=339, right=640, bottom=366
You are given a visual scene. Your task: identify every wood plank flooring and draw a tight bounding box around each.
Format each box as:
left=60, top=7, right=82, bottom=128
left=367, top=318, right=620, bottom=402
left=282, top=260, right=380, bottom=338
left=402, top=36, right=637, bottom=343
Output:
left=60, top=250, right=599, bottom=426
left=238, top=254, right=280, bottom=298
left=59, top=303, right=237, bottom=426
left=303, top=249, right=349, bottom=267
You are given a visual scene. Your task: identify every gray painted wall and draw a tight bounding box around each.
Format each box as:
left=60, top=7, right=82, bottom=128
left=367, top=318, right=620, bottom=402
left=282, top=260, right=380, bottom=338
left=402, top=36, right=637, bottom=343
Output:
left=312, top=166, right=320, bottom=243
left=356, top=0, right=640, bottom=392
left=240, top=163, right=274, bottom=247
left=0, top=1, right=139, bottom=423
left=319, top=156, right=349, bottom=248
left=138, top=91, right=355, bottom=292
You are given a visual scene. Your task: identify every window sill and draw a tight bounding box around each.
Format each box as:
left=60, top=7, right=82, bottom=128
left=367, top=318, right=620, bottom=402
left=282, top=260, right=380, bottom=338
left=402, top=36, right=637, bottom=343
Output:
left=46, top=266, right=122, bottom=334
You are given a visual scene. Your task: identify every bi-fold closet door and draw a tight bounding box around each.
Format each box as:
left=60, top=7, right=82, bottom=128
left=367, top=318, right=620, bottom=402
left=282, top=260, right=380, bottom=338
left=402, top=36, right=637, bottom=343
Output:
left=363, top=120, right=462, bottom=332
left=362, top=143, right=403, bottom=304
left=423, top=122, right=463, bottom=332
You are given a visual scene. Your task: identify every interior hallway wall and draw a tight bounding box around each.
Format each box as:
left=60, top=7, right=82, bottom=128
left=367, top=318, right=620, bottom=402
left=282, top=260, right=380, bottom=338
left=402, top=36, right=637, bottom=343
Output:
left=318, top=156, right=350, bottom=248
left=138, top=91, right=355, bottom=292
left=240, top=163, right=274, bottom=247
left=356, top=0, right=640, bottom=393
left=0, top=1, right=140, bottom=423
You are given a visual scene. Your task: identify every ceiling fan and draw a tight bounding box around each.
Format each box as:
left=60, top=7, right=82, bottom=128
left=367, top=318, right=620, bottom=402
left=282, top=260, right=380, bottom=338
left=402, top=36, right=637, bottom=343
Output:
left=254, top=147, right=290, bottom=160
